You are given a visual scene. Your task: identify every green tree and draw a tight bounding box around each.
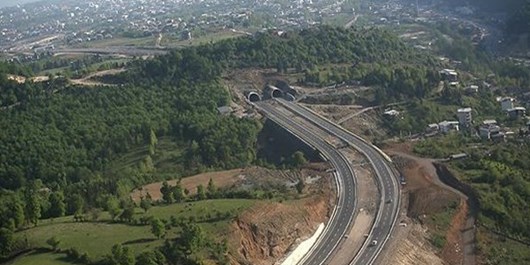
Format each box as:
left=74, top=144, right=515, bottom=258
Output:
left=136, top=250, right=166, bottom=265
left=160, top=181, right=174, bottom=204
left=206, top=178, right=217, bottom=199
left=48, top=191, right=66, bottom=218
left=67, top=194, right=85, bottom=215
left=140, top=197, right=152, bottom=213
left=180, top=223, right=205, bottom=256
left=24, top=189, right=41, bottom=226
left=0, top=228, right=14, bottom=257
left=108, top=244, right=135, bottom=265
left=150, top=218, right=166, bottom=239
left=119, top=206, right=135, bottom=223
left=46, top=236, right=61, bottom=251
left=0, top=193, right=25, bottom=229
left=107, top=196, right=121, bottom=221
left=196, top=184, right=207, bottom=201
left=143, top=155, right=155, bottom=172
left=148, top=129, right=158, bottom=156
left=290, top=151, right=308, bottom=168
left=172, top=181, right=185, bottom=203
left=295, top=178, right=305, bottom=194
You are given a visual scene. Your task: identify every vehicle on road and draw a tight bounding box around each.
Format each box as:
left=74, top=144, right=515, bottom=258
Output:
left=371, top=240, right=378, bottom=246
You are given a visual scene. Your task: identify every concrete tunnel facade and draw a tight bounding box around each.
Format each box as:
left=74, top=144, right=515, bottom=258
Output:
left=268, top=85, right=283, bottom=98
left=247, top=91, right=261, bottom=102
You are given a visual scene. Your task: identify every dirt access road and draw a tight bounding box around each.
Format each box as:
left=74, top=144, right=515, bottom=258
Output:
left=376, top=145, right=476, bottom=265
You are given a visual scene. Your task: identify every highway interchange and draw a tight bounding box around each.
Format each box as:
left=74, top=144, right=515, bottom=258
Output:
left=253, top=99, right=401, bottom=265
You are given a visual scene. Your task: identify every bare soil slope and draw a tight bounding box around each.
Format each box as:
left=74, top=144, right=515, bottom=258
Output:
left=228, top=175, right=333, bottom=265
left=377, top=144, right=469, bottom=265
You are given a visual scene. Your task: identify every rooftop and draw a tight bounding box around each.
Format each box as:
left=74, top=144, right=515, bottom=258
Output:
left=507, top=107, right=526, bottom=112
left=458, top=107, right=472, bottom=113
left=440, top=69, right=457, bottom=75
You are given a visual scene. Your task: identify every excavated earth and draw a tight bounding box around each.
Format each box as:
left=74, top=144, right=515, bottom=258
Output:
left=226, top=164, right=335, bottom=265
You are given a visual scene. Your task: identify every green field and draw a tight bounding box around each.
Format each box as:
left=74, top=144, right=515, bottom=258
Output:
left=13, top=199, right=257, bottom=264
left=105, top=137, right=187, bottom=179
left=18, top=221, right=158, bottom=258
left=9, top=251, right=73, bottom=265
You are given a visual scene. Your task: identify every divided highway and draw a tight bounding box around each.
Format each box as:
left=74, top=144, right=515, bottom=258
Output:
left=276, top=99, right=401, bottom=265
left=253, top=102, right=358, bottom=265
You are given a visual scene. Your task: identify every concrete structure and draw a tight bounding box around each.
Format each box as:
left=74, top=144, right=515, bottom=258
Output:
left=479, top=124, right=501, bottom=140
left=465, top=85, right=478, bottom=94
left=266, top=85, right=284, bottom=98
left=247, top=91, right=261, bottom=102
left=501, top=97, right=515, bottom=111
left=440, top=69, right=458, bottom=82
left=383, top=109, right=400, bottom=116
left=426, top=123, right=439, bottom=132
left=216, top=106, right=231, bottom=115
left=507, top=107, right=526, bottom=119
left=482, top=119, right=497, bottom=126
left=449, top=153, right=468, bottom=160
left=457, top=107, right=472, bottom=127
left=438, top=120, right=459, bottom=133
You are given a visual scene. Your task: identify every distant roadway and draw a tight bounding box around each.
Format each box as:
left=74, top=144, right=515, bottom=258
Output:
left=53, top=47, right=168, bottom=56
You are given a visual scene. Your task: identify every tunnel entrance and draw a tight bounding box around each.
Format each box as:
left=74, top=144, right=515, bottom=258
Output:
left=271, top=88, right=283, bottom=98
left=248, top=92, right=261, bottom=102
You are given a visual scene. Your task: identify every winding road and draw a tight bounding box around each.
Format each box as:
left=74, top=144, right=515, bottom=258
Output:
left=254, top=99, right=401, bottom=265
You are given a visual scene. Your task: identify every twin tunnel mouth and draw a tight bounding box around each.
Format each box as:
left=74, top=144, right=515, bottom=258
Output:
left=247, top=86, right=284, bottom=102
left=248, top=92, right=261, bottom=102
left=271, top=88, right=283, bottom=98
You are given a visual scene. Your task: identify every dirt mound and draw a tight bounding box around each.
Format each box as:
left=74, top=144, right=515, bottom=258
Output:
left=228, top=194, right=332, bottom=265
left=131, top=164, right=331, bottom=203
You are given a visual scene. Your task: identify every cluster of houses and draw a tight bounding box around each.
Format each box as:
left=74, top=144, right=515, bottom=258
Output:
left=424, top=97, right=528, bottom=141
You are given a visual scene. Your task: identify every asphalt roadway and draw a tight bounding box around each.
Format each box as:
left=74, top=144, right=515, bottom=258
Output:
left=254, top=102, right=358, bottom=265
left=276, top=99, right=400, bottom=265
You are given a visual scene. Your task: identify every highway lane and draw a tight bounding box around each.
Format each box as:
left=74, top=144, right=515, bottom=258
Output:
left=276, top=99, right=400, bottom=265
left=253, top=102, right=359, bottom=265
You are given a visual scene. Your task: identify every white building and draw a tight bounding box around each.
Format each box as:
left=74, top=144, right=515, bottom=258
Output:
left=500, top=97, right=515, bottom=111
left=507, top=107, right=526, bottom=119
left=457, top=107, right=472, bottom=127
left=438, top=120, right=459, bottom=133
left=383, top=109, right=400, bottom=116
left=440, top=69, right=458, bottom=82
left=479, top=124, right=500, bottom=139
left=482, top=119, right=497, bottom=126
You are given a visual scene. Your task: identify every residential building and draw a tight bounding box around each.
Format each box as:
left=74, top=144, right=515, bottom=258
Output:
left=500, top=97, right=515, bottom=111
left=507, top=107, right=526, bottom=119
left=457, top=107, right=472, bottom=127
left=482, top=119, right=497, bottom=126
left=464, top=85, right=478, bottom=94
left=440, top=69, right=458, bottom=82
left=438, top=120, right=459, bottom=133
left=426, top=123, right=439, bottom=132
left=479, top=124, right=501, bottom=140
